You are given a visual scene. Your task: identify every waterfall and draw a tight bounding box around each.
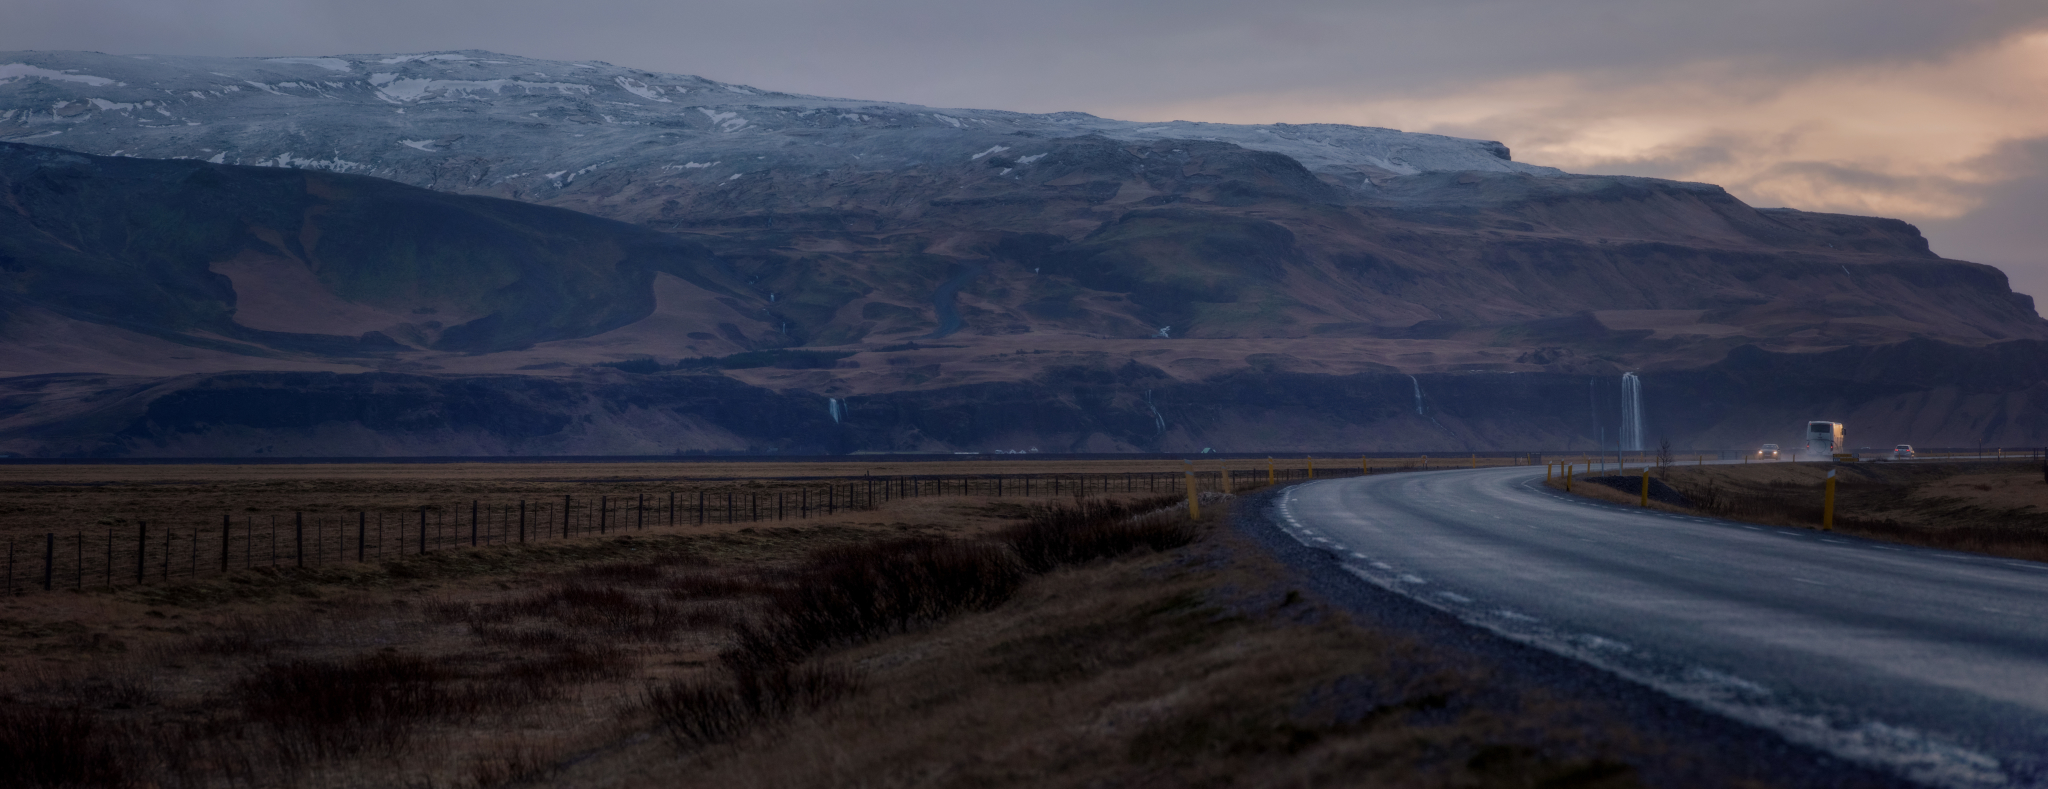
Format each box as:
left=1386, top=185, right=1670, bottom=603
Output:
left=828, top=398, right=843, bottom=425
left=1145, top=390, right=1166, bottom=434
left=1619, top=373, right=1643, bottom=451
left=1409, top=374, right=1453, bottom=436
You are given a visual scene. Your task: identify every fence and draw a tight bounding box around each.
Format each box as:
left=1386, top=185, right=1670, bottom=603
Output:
left=1, top=467, right=1362, bottom=596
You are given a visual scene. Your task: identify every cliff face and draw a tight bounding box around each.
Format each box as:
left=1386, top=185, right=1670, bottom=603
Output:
left=1, top=50, right=2044, bottom=456
left=3, top=338, right=2044, bottom=457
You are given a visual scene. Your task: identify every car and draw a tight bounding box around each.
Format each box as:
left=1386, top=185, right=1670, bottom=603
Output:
left=1893, top=444, right=1915, bottom=460
left=1757, top=444, right=1780, bottom=459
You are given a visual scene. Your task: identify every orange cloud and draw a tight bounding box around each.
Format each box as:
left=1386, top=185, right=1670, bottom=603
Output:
left=1113, top=28, right=2048, bottom=221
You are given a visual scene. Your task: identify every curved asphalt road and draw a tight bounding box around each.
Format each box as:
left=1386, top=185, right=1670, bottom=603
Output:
left=1276, top=466, right=2048, bottom=788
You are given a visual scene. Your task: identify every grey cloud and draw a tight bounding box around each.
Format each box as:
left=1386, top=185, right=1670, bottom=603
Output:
left=1919, top=138, right=2048, bottom=309
left=2, top=0, right=2045, bottom=113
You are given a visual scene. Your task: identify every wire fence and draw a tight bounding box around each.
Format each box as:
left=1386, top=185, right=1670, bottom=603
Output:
left=0, top=467, right=1359, bottom=596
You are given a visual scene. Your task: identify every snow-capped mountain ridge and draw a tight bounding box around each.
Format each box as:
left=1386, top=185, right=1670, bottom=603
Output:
left=0, top=49, right=1555, bottom=209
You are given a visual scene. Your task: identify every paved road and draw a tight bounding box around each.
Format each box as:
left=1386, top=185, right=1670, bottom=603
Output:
left=1276, top=466, right=2048, bottom=788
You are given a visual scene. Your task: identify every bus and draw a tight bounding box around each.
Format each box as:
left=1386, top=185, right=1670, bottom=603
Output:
left=1804, top=421, right=1845, bottom=459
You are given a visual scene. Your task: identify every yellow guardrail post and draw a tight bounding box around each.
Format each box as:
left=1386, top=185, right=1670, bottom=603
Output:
left=1823, top=468, right=1836, bottom=531
left=1565, top=464, right=1573, bottom=492
left=1546, top=463, right=1553, bottom=482
left=1470, top=453, right=1477, bottom=469
left=1640, top=468, right=1650, bottom=507
left=1362, top=456, right=1369, bottom=476
left=1307, top=456, right=1315, bottom=479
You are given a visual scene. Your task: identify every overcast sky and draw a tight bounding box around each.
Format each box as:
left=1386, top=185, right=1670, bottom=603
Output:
left=6, top=0, right=2046, bottom=303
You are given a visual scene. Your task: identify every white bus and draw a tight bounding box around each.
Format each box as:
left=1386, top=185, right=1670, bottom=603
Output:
left=1804, top=421, right=1845, bottom=459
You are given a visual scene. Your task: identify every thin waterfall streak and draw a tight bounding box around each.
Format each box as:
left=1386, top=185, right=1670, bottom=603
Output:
left=1409, top=375, right=1425, bottom=415
left=828, top=398, right=842, bottom=425
left=1620, top=372, right=1644, bottom=452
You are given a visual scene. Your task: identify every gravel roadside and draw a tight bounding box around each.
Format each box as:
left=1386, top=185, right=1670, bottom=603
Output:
left=1232, top=486, right=1917, bottom=788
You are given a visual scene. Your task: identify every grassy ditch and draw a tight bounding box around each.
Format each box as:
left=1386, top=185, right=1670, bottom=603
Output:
left=0, top=482, right=1791, bottom=788
left=1551, top=460, right=2048, bottom=562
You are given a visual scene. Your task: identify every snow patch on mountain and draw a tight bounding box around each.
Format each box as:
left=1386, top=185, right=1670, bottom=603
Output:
left=265, top=57, right=351, bottom=72
left=0, top=63, right=115, bottom=87
left=380, top=54, right=469, bottom=65
left=0, top=49, right=1566, bottom=212
left=614, top=76, right=671, bottom=102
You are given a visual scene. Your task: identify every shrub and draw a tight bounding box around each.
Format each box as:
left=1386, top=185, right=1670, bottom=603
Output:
left=996, top=496, right=1196, bottom=573
left=644, top=663, right=858, bottom=748
left=726, top=538, right=1027, bottom=669
left=0, top=704, right=143, bottom=788
left=238, top=653, right=477, bottom=758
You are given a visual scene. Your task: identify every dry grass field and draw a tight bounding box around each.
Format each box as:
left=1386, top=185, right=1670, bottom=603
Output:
left=1555, top=459, right=2048, bottom=562
left=0, top=457, right=1799, bottom=789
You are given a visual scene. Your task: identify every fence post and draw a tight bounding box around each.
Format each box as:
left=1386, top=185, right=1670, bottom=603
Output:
left=669, top=492, right=676, bottom=527
left=600, top=496, right=608, bottom=534
left=221, top=514, right=231, bottom=572
left=697, top=491, right=705, bottom=524
left=1823, top=469, right=1837, bottom=531
left=564, top=495, right=573, bottom=537
left=136, top=523, right=147, bottom=584
left=519, top=500, right=527, bottom=544
left=638, top=494, right=645, bottom=530
left=295, top=513, right=304, bottom=568
left=1640, top=468, right=1650, bottom=507
left=358, top=512, right=366, bottom=561
left=419, top=508, right=427, bottom=555
left=471, top=500, right=479, bottom=547
left=1185, top=472, right=1200, bottom=519
left=43, top=533, right=53, bottom=592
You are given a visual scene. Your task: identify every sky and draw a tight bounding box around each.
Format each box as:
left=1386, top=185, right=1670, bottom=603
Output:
left=5, top=0, right=2046, bottom=303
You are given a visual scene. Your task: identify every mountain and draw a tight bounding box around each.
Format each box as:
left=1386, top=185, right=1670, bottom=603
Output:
left=0, top=51, right=2044, bottom=456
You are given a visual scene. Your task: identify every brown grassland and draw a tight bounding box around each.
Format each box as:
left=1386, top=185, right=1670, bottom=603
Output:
left=0, top=458, right=1740, bottom=789
left=1554, top=459, right=2048, bottom=562
left=0, top=456, right=1529, bottom=547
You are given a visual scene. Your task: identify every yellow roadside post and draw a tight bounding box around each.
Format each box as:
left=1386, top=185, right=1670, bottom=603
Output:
left=1546, top=463, right=1553, bottom=482
left=1640, top=468, right=1650, bottom=507
left=1307, top=456, right=1315, bottom=479
left=1823, top=468, right=1836, bottom=531
left=1186, top=470, right=1200, bottom=519
left=1362, top=456, right=1370, bottom=476
left=1267, top=457, right=1275, bottom=486
left=1470, top=454, right=1477, bottom=469
left=1565, top=465, right=1573, bottom=492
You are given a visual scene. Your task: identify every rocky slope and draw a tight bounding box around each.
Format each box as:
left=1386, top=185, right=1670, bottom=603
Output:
left=0, top=51, right=2044, bottom=455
